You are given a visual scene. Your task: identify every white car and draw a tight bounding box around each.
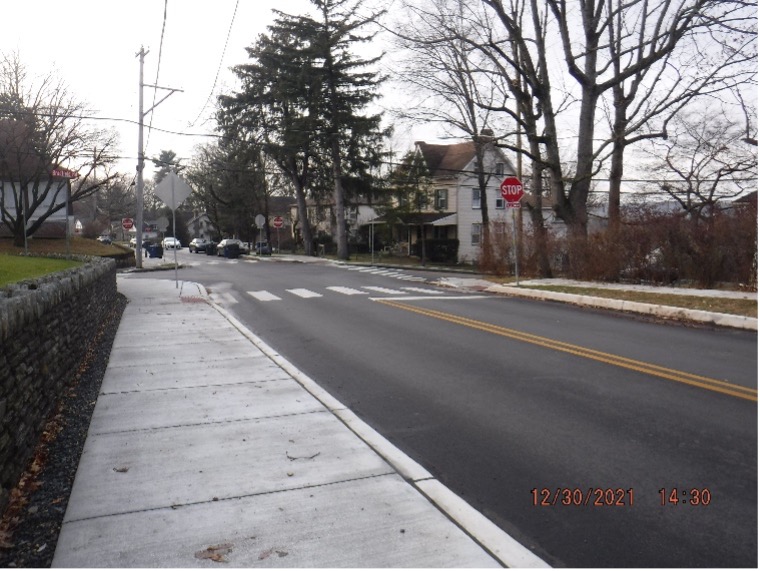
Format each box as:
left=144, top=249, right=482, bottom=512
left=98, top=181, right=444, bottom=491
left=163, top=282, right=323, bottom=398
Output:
left=163, top=237, right=181, bottom=249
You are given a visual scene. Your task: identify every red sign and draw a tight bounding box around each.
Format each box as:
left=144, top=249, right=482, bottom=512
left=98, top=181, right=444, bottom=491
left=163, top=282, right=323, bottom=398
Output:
left=122, top=218, right=134, bottom=230
left=51, top=167, right=79, bottom=179
left=500, top=176, right=524, bottom=205
left=273, top=216, right=284, bottom=229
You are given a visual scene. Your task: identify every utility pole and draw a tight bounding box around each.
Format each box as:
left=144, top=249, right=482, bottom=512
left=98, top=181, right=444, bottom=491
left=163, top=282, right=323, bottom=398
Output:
left=134, top=47, right=182, bottom=269
left=135, top=47, right=147, bottom=268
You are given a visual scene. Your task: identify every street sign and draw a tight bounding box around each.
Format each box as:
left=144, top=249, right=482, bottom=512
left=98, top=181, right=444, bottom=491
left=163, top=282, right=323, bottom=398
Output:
left=255, top=214, right=266, bottom=229
left=51, top=167, right=79, bottom=179
left=154, top=171, right=192, bottom=210
left=500, top=176, right=524, bottom=205
left=273, top=216, right=284, bottom=229
left=122, top=217, right=134, bottom=230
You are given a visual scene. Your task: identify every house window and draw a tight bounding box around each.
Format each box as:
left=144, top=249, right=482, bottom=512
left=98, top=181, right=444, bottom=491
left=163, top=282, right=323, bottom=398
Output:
left=495, top=162, right=504, bottom=175
left=435, top=188, right=448, bottom=210
left=471, top=223, right=482, bottom=246
left=472, top=188, right=481, bottom=209
left=496, top=196, right=505, bottom=209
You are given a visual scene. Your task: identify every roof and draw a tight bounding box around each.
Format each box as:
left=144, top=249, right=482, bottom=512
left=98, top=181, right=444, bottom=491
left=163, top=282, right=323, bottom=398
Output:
left=415, top=141, right=477, bottom=177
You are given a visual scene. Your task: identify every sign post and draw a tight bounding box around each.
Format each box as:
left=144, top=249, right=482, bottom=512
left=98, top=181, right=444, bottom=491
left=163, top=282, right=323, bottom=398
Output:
left=154, top=171, right=193, bottom=288
left=500, top=176, right=524, bottom=285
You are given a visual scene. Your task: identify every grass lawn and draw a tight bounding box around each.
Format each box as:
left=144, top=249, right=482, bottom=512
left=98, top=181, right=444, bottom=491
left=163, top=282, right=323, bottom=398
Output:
left=0, top=237, right=129, bottom=257
left=0, top=238, right=131, bottom=287
left=0, top=255, right=82, bottom=287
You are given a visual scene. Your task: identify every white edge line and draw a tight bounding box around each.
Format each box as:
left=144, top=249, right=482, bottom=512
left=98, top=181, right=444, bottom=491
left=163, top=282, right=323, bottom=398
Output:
left=201, top=284, right=550, bottom=569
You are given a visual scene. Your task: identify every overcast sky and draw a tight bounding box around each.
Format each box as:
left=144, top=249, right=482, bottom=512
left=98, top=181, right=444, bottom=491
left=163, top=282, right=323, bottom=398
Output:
left=2, top=0, right=424, bottom=180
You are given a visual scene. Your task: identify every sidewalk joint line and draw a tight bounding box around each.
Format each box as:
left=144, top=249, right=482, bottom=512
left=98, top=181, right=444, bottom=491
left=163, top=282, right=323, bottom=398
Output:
left=62, top=472, right=397, bottom=525
left=89, top=409, right=330, bottom=436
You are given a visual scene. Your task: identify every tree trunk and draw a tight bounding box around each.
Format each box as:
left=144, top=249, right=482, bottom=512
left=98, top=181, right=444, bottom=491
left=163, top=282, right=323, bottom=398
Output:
left=291, top=173, right=313, bottom=256
left=529, top=149, right=552, bottom=278
left=331, top=138, right=349, bottom=260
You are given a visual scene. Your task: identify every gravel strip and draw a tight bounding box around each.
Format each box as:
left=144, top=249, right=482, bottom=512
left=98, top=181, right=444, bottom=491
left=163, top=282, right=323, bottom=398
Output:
left=0, top=294, right=128, bottom=568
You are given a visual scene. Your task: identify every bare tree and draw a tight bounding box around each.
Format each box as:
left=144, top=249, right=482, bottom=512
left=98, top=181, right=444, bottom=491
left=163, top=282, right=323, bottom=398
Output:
left=95, top=172, right=136, bottom=229
left=0, top=52, right=118, bottom=246
left=444, top=0, right=756, bottom=240
left=642, top=109, right=757, bottom=219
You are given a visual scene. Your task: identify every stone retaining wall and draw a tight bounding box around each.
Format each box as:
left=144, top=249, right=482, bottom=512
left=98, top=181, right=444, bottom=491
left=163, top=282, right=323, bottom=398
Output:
left=0, top=257, right=117, bottom=512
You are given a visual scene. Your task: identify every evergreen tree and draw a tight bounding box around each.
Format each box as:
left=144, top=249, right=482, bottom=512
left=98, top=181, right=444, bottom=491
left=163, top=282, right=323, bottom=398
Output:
left=220, top=0, right=388, bottom=257
left=310, top=0, right=389, bottom=259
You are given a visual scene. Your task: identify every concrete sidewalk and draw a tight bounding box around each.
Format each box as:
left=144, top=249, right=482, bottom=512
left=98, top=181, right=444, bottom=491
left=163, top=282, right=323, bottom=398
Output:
left=52, top=276, right=548, bottom=568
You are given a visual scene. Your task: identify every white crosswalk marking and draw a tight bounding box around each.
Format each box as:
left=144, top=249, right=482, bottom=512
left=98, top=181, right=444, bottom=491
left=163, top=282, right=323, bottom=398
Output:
left=287, top=288, right=323, bottom=299
left=247, top=290, right=281, bottom=301
left=326, top=286, right=368, bottom=296
left=363, top=286, right=407, bottom=295
left=401, top=287, right=444, bottom=294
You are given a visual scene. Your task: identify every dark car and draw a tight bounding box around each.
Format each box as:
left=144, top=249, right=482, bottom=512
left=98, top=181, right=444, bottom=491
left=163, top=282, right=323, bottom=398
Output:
left=189, top=238, right=209, bottom=253
left=255, top=241, right=272, bottom=255
left=217, top=238, right=248, bottom=256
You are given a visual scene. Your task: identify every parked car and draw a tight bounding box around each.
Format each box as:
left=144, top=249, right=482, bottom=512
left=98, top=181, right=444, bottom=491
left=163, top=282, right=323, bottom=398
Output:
left=97, top=235, right=112, bottom=245
left=189, top=238, right=209, bottom=253
left=216, top=238, right=247, bottom=256
left=129, top=237, right=137, bottom=248
left=163, top=237, right=182, bottom=250
left=254, top=241, right=272, bottom=255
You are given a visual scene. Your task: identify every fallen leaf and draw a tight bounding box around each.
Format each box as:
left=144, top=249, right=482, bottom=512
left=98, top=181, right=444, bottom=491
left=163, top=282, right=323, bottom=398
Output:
left=194, top=543, right=233, bottom=563
left=258, top=547, right=288, bottom=560
left=113, top=466, right=129, bottom=473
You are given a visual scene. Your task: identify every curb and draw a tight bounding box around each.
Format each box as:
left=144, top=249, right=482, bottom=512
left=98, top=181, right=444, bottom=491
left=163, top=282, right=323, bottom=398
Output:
left=486, top=285, right=758, bottom=331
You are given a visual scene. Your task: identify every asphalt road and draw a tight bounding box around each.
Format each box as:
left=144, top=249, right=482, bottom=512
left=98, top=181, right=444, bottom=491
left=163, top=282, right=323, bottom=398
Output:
left=138, top=251, right=758, bottom=567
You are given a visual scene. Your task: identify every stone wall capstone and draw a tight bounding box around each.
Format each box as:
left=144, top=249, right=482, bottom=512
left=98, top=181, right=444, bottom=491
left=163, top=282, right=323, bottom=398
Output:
left=0, top=257, right=117, bottom=513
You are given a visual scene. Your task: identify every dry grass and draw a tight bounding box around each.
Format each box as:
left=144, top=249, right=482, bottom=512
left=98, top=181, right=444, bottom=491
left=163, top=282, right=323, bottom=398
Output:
left=521, top=285, right=757, bottom=318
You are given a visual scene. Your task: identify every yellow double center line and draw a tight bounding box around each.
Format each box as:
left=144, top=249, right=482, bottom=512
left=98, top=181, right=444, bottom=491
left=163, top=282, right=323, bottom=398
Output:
left=376, top=299, right=758, bottom=402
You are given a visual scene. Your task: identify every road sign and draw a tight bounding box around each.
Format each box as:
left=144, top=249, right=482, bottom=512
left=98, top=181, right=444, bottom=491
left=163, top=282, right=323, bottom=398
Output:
left=500, top=176, right=524, bottom=205
left=273, top=216, right=284, bottom=229
left=154, top=171, right=192, bottom=211
left=122, top=218, right=134, bottom=230
left=51, top=167, right=79, bottom=179
left=255, top=214, right=266, bottom=229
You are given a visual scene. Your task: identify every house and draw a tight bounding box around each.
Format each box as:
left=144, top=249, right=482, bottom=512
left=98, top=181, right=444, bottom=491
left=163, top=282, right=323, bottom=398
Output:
left=186, top=211, right=216, bottom=241
left=381, top=137, right=519, bottom=264
left=280, top=136, right=526, bottom=262
left=289, top=195, right=379, bottom=253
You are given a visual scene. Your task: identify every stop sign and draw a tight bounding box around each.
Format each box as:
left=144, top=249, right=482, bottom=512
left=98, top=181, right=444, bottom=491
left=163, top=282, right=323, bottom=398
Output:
left=122, top=217, right=134, bottom=230
left=500, top=176, right=524, bottom=204
left=273, top=216, right=284, bottom=229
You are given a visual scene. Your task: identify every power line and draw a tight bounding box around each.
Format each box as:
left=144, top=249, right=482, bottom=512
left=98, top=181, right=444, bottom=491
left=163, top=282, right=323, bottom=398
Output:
left=189, top=0, right=240, bottom=128
left=145, top=0, right=169, bottom=153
